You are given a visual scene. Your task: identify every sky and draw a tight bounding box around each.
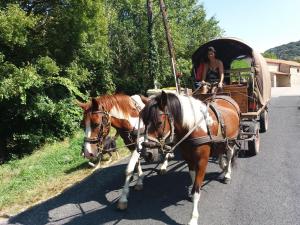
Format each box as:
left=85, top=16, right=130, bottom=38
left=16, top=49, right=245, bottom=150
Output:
left=200, top=0, right=300, bottom=53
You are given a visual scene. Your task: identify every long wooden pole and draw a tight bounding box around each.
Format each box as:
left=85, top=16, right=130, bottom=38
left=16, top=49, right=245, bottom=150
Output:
left=159, top=0, right=180, bottom=93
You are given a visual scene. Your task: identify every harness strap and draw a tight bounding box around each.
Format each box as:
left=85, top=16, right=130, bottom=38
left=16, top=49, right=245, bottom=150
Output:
left=159, top=102, right=215, bottom=153
left=176, top=102, right=228, bottom=149
left=117, top=127, right=142, bottom=144
left=188, top=136, right=226, bottom=146
left=204, top=103, right=213, bottom=141
left=166, top=119, right=203, bottom=153
left=187, top=136, right=237, bottom=147
left=130, top=96, right=143, bottom=112
left=209, top=103, right=226, bottom=138
left=210, top=95, right=241, bottom=115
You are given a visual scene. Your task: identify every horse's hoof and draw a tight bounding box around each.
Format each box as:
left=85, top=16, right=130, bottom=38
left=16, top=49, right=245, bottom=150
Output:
left=188, top=218, right=198, bottom=225
left=168, top=153, right=175, bottom=159
left=117, top=201, right=128, bottom=210
left=223, top=177, right=231, bottom=184
left=134, top=184, right=143, bottom=191
left=159, top=169, right=167, bottom=175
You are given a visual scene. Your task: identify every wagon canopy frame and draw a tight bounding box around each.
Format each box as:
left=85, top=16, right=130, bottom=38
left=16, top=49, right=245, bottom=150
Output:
left=192, top=37, right=271, bottom=106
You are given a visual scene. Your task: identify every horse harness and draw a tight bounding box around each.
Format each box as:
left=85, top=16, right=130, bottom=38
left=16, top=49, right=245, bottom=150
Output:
left=187, top=95, right=240, bottom=146
left=187, top=102, right=227, bottom=147
left=143, top=96, right=239, bottom=155
left=130, top=96, right=143, bottom=112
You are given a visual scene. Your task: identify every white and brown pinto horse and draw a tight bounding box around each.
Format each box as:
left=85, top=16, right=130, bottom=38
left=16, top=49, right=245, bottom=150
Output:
left=140, top=91, right=240, bottom=225
left=77, top=94, right=173, bottom=208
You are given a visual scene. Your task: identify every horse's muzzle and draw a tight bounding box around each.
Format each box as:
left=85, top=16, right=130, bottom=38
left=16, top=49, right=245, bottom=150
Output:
left=141, top=142, right=161, bottom=163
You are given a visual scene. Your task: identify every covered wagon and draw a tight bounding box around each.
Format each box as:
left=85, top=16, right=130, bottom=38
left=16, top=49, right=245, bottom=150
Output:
left=192, top=37, right=271, bottom=155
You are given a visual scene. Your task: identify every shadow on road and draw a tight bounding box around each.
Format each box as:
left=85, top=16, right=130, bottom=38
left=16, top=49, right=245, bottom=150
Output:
left=7, top=156, right=225, bottom=225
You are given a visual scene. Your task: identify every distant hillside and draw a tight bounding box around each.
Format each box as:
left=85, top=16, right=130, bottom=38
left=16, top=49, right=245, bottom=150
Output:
left=264, top=40, right=300, bottom=61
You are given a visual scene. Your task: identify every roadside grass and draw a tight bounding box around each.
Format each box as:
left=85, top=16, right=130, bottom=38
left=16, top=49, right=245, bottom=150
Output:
left=0, top=130, right=130, bottom=217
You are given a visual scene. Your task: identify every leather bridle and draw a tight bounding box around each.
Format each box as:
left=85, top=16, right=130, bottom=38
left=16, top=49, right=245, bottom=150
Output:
left=142, top=108, right=175, bottom=154
left=82, top=110, right=111, bottom=158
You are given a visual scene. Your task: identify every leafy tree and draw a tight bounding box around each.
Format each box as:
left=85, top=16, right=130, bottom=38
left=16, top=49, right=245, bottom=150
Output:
left=0, top=0, right=223, bottom=161
left=150, top=0, right=223, bottom=88
left=264, top=40, right=300, bottom=60
left=0, top=1, right=112, bottom=159
left=262, top=52, right=277, bottom=59
left=107, top=0, right=223, bottom=93
left=0, top=4, right=37, bottom=47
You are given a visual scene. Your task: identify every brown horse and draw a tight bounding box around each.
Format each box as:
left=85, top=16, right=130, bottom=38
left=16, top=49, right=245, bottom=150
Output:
left=77, top=94, right=174, bottom=209
left=140, top=91, right=240, bottom=225
left=77, top=94, right=146, bottom=162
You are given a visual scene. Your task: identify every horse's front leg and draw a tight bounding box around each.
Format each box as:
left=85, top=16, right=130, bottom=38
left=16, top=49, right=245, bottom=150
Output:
left=158, top=152, right=173, bottom=175
left=117, top=149, right=141, bottom=210
left=223, top=143, right=235, bottom=184
left=218, top=153, right=227, bottom=171
left=188, top=149, right=209, bottom=225
left=134, top=158, right=144, bottom=190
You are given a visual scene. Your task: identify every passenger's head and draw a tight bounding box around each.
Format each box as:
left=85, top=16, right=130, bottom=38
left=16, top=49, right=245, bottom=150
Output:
left=207, top=46, right=216, bottom=60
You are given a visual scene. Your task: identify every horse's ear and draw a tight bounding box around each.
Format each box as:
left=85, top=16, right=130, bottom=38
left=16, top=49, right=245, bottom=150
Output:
left=76, top=100, right=89, bottom=111
left=139, top=95, right=150, bottom=104
left=159, top=91, right=168, bottom=110
left=91, top=98, right=99, bottom=111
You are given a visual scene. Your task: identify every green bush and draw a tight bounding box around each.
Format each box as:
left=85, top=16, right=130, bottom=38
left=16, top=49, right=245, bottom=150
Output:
left=0, top=0, right=223, bottom=162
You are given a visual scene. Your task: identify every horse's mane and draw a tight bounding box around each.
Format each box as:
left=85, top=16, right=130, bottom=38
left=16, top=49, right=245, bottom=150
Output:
left=140, top=99, right=160, bottom=126
left=141, top=93, right=183, bottom=126
left=96, top=94, right=135, bottom=116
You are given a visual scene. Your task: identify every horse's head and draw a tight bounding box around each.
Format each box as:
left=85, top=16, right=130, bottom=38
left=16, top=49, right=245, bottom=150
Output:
left=77, top=98, right=111, bottom=160
left=140, top=91, right=176, bottom=162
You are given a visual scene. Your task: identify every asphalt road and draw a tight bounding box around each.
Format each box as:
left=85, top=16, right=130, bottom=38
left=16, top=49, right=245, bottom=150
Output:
left=2, top=88, right=300, bottom=225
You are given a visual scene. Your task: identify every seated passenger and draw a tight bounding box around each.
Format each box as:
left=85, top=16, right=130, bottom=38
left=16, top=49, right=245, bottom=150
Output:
left=200, top=46, right=224, bottom=93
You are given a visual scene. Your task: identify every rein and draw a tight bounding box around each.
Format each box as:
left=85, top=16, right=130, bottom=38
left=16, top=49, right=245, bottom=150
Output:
left=141, top=109, right=176, bottom=155
left=157, top=106, right=209, bottom=154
